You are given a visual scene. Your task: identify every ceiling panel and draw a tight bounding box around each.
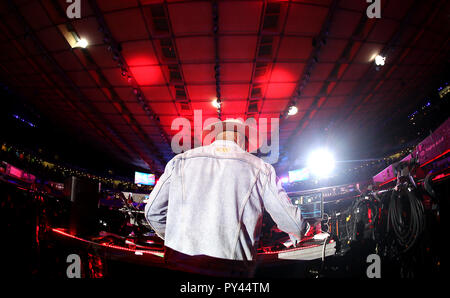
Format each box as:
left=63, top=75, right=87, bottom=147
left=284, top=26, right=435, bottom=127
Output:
left=0, top=0, right=447, bottom=174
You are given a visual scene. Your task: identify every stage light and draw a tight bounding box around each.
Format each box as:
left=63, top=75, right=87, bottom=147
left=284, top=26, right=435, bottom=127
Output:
left=374, top=54, right=385, bottom=66
left=74, top=38, right=89, bottom=48
left=280, top=177, right=289, bottom=184
left=58, top=24, right=89, bottom=49
left=307, top=149, right=335, bottom=178
left=212, top=98, right=221, bottom=109
left=288, top=105, right=298, bottom=116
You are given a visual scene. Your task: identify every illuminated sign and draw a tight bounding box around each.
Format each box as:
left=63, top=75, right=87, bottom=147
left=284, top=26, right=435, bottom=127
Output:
left=134, top=172, right=155, bottom=186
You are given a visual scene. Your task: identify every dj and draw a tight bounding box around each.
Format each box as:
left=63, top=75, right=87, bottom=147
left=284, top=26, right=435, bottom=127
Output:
left=145, top=119, right=307, bottom=277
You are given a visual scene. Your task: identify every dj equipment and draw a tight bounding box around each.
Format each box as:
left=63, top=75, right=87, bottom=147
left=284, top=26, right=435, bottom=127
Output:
left=115, top=192, right=153, bottom=236
left=289, top=191, right=323, bottom=220
left=286, top=182, right=387, bottom=258
left=64, top=176, right=100, bottom=236
left=258, top=237, right=336, bottom=262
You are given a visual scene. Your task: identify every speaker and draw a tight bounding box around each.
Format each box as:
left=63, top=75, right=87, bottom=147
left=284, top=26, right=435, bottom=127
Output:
left=64, top=176, right=100, bottom=237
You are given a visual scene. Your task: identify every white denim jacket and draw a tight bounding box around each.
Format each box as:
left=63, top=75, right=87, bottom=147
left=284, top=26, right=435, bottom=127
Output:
left=145, top=140, right=303, bottom=261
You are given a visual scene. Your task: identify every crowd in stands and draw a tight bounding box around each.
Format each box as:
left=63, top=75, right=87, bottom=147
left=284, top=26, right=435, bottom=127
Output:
left=0, top=142, right=154, bottom=194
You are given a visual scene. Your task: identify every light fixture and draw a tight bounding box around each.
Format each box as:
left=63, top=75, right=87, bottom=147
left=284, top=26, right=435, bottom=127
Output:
left=74, top=38, right=89, bottom=48
left=212, top=98, right=221, bottom=109
left=307, top=149, right=336, bottom=178
left=57, top=24, right=89, bottom=49
left=374, top=54, right=386, bottom=66
left=288, top=105, right=298, bottom=116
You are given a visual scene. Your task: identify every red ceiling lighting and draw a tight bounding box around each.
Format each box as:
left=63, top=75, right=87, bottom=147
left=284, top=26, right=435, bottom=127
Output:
left=129, top=66, right=165, bottom=85
left=0, top=0, right=447, bottom=173
left=121, top=41, right=158, bottom=66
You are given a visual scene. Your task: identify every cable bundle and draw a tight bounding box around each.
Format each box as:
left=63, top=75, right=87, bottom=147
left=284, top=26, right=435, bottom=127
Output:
left=346, top=195, right=380, bottom=242
left=387, top=185, right=425, bottom=252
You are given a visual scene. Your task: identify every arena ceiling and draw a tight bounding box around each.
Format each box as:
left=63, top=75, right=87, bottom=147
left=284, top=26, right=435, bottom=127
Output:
left=0, top=0, right=449, bottom=175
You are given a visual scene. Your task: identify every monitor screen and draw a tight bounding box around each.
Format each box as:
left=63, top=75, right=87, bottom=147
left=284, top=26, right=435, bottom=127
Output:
left=290, top=192, right=323, bottom=220
left=134, top=172, right=155, bottom=186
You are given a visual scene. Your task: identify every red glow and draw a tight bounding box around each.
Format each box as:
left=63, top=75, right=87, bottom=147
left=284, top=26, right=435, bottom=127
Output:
left=87, top=253, right=104, bottom=278
left=130, top=66, right=165, bottom=85
left=270, top=63, right=305, bottom=83
left=51, top=228, right=333, bottom=259
left=420, top=149, right=450, bottom=167
left=309, top=109, right=317, bottom=119
left=379, top=177, right=396, bottom=187
left=317, top=97, right=327, bottom=108
left=432, top=172, right=450, bottom=181
left=348, top=42, right=362, bottom=61
left=8, top=165, right=23, bottom=178
left=36, top=225, right=39, bottom=245
left=265, top=83, right=297, bottom=98
left=101, top=88, right=113, bottom=100
left=51, top=228, right=164, bottom=258
left=259, top=239, right=334, bottom=255
left=300, top=120, right=309, bottom=131
left=336, top=64, right=348, bottom=79
left=126, top=55, right=159, bottom=67
left=122, top=41, right=158, bottom=66
left=88, top=70, right=102, bottom=85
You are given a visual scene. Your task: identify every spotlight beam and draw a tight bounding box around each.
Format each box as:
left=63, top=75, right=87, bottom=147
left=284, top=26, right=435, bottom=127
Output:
left=307, top=149, right=336, bottom=179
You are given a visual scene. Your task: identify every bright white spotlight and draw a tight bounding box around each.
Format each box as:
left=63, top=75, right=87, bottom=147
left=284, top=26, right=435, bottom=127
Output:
left=211, top=98, right=221, bottom=109
left=288, top=105, right=298, bottom=116
left=280, top=177, right=289, bottom=184
left=374, top=54, right=385, bottom=66
left=307, top=149, right=335, bottom=178
left=74, top=38, right=88, bottom=48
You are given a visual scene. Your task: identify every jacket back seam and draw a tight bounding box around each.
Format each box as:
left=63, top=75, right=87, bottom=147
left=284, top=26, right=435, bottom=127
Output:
left=231, top=168, right=262, bottom=260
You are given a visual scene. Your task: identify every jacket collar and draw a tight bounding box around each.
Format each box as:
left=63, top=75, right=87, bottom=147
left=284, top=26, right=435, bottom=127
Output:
left=211, top=140, right=243, bottom=150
